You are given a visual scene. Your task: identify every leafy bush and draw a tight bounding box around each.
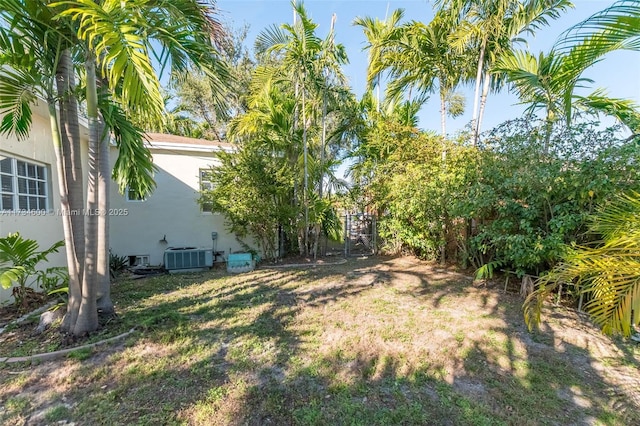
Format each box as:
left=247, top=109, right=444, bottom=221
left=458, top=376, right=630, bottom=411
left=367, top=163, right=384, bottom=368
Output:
left=354, top=117, right=640, bottom=276
left=200, top=144, right=296, bottom=261
left=525, top=192, right=640, bottom=337
left=0, top=233, right=65, bottom=309
left=352, top=117, right=478, bottom=261
left=463, top=119, right=640, bottom=275
left=36, top=267, right=69, bottom=293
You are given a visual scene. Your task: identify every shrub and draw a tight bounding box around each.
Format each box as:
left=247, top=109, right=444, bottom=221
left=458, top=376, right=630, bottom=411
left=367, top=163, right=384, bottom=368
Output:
left=463, top=119, right=640, bottom=275
left=525, top=192, right=640, bottom=337
left=0, top=233, right=64, bottom=310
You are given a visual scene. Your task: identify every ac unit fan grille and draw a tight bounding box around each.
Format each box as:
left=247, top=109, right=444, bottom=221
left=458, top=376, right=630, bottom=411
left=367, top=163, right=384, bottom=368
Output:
left=164, top=249, right=212, bottom=270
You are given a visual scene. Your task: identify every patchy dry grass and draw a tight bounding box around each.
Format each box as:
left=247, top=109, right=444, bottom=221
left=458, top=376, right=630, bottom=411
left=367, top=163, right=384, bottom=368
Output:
left=1, top=256, right=639, bottom=425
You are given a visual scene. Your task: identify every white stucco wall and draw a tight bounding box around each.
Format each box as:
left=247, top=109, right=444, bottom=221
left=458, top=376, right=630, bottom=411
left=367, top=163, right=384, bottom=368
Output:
left=108, top=146, right=246, bottom=266
left=0, top=103, right=76, bottom=304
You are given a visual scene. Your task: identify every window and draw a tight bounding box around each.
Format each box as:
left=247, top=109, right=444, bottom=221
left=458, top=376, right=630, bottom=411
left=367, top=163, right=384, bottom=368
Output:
left=199, top=169, right=213, bottom=213
left=128, top=255, right=150, bottom=266
left=0, top=155, right=49, bottom=211
left=125, top=186, right=145, bottom=202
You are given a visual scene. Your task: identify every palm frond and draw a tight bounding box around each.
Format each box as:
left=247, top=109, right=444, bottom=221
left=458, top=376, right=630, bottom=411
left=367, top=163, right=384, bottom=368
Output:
left=54, top=0, right=164, bottom=123
left=524, top=192, right=640, bottom=337
left=0, top=66, right=38, bottom=140
left=99, top=94, right=157, bottom=198
left=574, top=90, right=640, bottom=132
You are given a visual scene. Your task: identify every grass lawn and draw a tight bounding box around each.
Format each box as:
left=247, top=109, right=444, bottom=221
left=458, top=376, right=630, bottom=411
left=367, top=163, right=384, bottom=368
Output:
left=1, top=256, right=639, bottom=425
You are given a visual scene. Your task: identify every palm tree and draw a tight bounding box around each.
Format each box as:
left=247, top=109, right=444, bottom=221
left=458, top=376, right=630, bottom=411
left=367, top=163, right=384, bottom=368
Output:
left=495, top=0, right=640, bottom=144
left=495, top=48, right=640, bottom=151
left=58, top=0, right=229, bottom=334
left=353, top=8, right=405, bottom=109
left=1, top=0, right=230, bottom=335
left=440, top=0, right=573, bottom=145
left=522, top=0, right=640, bottom=339
left=255, top=0, right=347, bottom=256
left=371, top=11, right=469, bottom=136
left=347, top=92, right=426, bottom=206
left=0, top=0, right=89, bottom=332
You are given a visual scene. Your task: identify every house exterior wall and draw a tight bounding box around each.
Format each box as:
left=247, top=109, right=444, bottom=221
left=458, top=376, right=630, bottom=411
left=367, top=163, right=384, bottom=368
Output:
left=1, top=108, right=244, bottom=304
left=0, top=104, right=74, bottom=304
left=108, top=146, right=245, bottom=267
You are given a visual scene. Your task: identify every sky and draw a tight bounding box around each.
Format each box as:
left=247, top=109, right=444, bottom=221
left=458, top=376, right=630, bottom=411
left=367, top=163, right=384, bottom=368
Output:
left=215, top=0, right=640, bottom=135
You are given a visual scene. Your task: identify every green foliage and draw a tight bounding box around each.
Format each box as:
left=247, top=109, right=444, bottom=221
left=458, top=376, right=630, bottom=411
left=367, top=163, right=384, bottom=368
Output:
left=0, top=233, right=64, bottom=289
left=310, top=195, right=343, bottom=242
left=35, top=267, right=69, bottom=294
left=525, top=192, right=640, bottom=337
left=350, top=105, right=478, bottom=260
left=109, top=251, right=128, bottom=273
left=0, top=233, right=65, bottom=307
left=475, top=260, right=504, bottom=281
left=202, top=5, right=354, bottom=259
left=463, top=119, right=640, bottom=275
left=446, top=92, right=466, bottom=119
left=200, top=140, right=296, bottom=261
left=354, top=114, right=640, bottom=275
left=161, top=22, right=255, bottom=139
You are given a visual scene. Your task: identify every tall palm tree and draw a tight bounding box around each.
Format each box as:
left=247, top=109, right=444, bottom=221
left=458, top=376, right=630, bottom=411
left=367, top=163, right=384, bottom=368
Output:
left=0, top=0, right=89, bottom=332
left=440, top=0, right=573, bottom=144
left=353, top=8, right=405, bottom=109
left=56, top=0, right=230, bottom=334
left=255, top=0, right=347, bottom=256
left=1, top=0, right=230, bottom=335
left=372, top=11, right=469, bottom=136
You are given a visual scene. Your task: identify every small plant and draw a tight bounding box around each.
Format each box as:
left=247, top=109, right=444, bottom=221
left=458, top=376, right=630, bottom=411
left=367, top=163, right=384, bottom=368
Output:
left=475, top=259, right=505, bottom=281
left=0, top=233, right=64, bottom=311
left=109, top=250, right=128, bottom=275
left=36, top=266, right=69, bottom=294
left=525, top=192, right=640, bottom=337
left=37, top=267, right=69, bottom=305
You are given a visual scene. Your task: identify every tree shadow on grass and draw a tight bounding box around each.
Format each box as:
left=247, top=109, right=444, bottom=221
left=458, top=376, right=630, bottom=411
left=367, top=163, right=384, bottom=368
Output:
left=223, top=310, right=639, bottom=425
left=2, top=256, right=639, bottom=425
left=176, top=257, right=638, bottom=425
left=46, top=259, right=381, bottom=424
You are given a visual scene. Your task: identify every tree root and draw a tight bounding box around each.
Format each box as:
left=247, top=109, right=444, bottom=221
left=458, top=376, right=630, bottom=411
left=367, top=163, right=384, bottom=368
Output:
left=0, top=328, right=136, bottom=364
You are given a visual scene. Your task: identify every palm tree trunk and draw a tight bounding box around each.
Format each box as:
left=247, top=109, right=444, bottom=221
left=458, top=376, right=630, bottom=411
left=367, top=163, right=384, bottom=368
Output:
left=75, top=55, right=100, bottom=335
left=53, top=50, right=83, bottom=334
left=475, top=68, right=491, bottom=145
left=49, top=100, right=83, bottom=334
left=302, top=78, right=309, bottom=257
left=96, top=114, right=114, bottom=316
left=471, top=37, right=487, bottom=146
left=440, top=88, right=447, bottom=137
left=56, top=49, right=85, bottom=278
left=312, top=89, right=328, bottom=260
left=292, top=74, right=305, bottom=257
left=319, top=91, right=327, bottom=200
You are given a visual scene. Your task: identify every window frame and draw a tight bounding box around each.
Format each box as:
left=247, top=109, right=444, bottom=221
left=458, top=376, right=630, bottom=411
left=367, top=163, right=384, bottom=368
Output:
left=125, top=186, right=146, bottom=202
left=199, top=168, right=214, bottom=213
left=0, top=155, right=50, bottom=212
